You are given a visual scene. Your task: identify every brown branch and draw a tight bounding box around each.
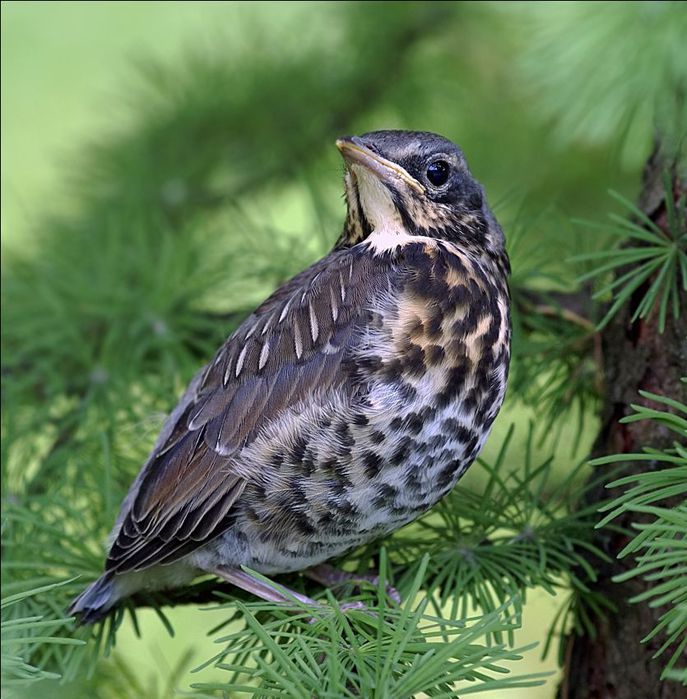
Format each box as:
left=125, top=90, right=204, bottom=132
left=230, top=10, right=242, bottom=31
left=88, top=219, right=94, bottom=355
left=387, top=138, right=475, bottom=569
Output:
left=514, top=286, right=597, bottom=332
left=529, top=302, right=596, bottom=331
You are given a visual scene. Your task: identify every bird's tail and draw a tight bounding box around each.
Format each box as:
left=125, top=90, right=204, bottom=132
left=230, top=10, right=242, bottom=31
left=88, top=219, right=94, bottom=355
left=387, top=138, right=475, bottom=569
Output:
left=68, top=572, right=118, bottom=625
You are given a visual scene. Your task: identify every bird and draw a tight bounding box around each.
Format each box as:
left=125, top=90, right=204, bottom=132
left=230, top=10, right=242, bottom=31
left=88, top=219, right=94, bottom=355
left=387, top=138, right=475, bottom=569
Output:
left=69, top=130, right=511, bottom=623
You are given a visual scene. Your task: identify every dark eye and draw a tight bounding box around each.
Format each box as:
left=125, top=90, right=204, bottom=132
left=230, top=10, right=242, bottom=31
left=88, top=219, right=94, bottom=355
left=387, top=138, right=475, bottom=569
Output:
left=426, top=160, right=450, bottom=187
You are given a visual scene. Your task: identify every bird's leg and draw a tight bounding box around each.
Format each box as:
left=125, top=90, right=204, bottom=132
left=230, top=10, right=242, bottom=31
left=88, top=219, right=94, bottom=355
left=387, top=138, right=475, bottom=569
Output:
left=305, top=563, right=401, bottom=604
left=213, top=566, right=367, bottom=619
left=213, top=566, right=320, bottom=608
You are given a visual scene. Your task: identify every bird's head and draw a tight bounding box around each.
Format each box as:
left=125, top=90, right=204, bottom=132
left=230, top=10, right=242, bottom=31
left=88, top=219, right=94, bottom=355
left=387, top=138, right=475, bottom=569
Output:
left=336, top=130, right=506, bottom=264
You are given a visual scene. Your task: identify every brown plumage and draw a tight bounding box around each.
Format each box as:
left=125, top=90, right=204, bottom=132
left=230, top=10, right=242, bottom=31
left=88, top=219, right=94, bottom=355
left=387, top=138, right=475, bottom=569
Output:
left=69, top=130, right=511, bottom=623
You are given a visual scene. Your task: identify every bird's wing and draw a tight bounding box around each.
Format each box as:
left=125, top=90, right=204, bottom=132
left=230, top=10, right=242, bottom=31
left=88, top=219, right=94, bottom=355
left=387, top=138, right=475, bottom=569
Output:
left=106, top=247, right=385, bottom=573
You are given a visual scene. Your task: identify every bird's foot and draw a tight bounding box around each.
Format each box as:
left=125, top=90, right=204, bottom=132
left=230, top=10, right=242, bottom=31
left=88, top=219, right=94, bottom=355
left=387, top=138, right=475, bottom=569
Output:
left=305, top=563, right=401, bottom=604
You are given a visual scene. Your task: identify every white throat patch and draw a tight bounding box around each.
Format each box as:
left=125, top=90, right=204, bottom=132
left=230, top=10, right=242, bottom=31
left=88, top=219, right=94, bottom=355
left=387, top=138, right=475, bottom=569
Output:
left=351, top=165, right=413, bottom=253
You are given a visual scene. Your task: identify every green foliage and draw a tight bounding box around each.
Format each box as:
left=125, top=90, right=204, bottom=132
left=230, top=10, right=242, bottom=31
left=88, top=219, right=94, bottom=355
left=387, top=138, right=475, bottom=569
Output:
left=573, top=177, right=687, bottom=332
left=196, top=556, right=547, bottom=698
left=507, top=206, right=601, bottom=447
left=595, top=386, right=687, bottom=682
left=513, top=1, right=687, bottom=166
left=508, top=172, right=686, bottom=443
left=1, top=580, right=84, bottom=688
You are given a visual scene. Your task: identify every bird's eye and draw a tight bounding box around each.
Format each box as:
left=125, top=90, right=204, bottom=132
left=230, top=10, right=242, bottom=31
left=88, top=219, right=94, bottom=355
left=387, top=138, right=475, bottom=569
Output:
left=426, top=160, right=450, bottom=187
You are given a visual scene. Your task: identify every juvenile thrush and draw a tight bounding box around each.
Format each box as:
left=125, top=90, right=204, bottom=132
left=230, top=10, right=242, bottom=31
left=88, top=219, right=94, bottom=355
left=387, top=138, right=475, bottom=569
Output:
left=70, top=130, right=511, bottom=623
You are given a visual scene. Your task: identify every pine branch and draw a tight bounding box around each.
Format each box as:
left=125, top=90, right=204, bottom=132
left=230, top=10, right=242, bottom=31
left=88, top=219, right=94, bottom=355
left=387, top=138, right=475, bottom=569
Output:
left=593, top=387, right=687, bottom=682
left=193, top=554, right=549, bottom=697
left=571, top=176, right=687, bottom=333
left=1, top=580, right=85, bottom=688
left=560, top=157, right=687, bottom=699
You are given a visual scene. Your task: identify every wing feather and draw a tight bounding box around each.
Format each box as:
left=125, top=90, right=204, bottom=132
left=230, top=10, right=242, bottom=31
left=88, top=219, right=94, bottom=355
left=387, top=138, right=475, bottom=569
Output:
left=106, top=247, right=384, bottom=574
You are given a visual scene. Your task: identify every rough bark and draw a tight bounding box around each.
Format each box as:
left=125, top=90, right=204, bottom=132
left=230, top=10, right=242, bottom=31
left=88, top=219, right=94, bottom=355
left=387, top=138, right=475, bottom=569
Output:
left=559, top=151, right=687, bottom=699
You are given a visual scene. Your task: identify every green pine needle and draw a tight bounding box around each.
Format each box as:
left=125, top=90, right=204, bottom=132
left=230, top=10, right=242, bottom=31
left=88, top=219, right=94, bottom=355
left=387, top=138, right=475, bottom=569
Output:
left=593, top=387, right=687, bottom=680
left=571, top=177, right=687, bottom=333
left=195, top=554, right=549, bottom=697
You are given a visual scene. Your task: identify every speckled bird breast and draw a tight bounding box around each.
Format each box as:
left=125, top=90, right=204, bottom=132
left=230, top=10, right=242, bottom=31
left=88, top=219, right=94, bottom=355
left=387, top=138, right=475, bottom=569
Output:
left=227, top=239, right=511, bottom=574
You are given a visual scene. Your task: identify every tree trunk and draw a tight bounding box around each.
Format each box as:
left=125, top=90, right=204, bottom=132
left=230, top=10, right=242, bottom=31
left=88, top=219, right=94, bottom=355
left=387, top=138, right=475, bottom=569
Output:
left=559, top=151, right=687, bottom=699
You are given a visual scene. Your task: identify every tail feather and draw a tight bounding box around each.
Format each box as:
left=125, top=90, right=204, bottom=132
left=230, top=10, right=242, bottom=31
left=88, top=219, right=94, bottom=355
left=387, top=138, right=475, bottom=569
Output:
left=68, top=573, right=118, bottom=625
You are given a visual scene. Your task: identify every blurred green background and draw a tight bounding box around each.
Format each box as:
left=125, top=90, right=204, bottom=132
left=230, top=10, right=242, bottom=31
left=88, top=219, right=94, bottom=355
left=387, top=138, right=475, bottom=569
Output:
left=3, top=1, right=685, bottom=696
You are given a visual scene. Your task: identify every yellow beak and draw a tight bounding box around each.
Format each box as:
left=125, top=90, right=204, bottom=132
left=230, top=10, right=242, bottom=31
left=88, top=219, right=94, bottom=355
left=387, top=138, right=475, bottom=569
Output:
left=336, top=137, right=425, bottom=194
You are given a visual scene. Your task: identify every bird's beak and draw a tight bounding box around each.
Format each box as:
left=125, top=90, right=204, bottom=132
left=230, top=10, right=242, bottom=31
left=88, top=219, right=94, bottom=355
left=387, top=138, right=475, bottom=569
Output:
left=336, top=137, right=425, bottom=194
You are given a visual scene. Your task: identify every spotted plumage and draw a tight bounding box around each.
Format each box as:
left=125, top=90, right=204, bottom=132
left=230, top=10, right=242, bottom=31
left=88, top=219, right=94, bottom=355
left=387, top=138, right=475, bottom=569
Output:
left=70, top=130, right=511, bottom=623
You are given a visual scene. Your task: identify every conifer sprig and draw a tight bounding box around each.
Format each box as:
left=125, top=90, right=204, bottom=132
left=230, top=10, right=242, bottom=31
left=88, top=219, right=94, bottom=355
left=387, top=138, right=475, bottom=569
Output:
left=594, top=386, right=687, bottom=681
left=573, top=177, right=687, bottom=333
